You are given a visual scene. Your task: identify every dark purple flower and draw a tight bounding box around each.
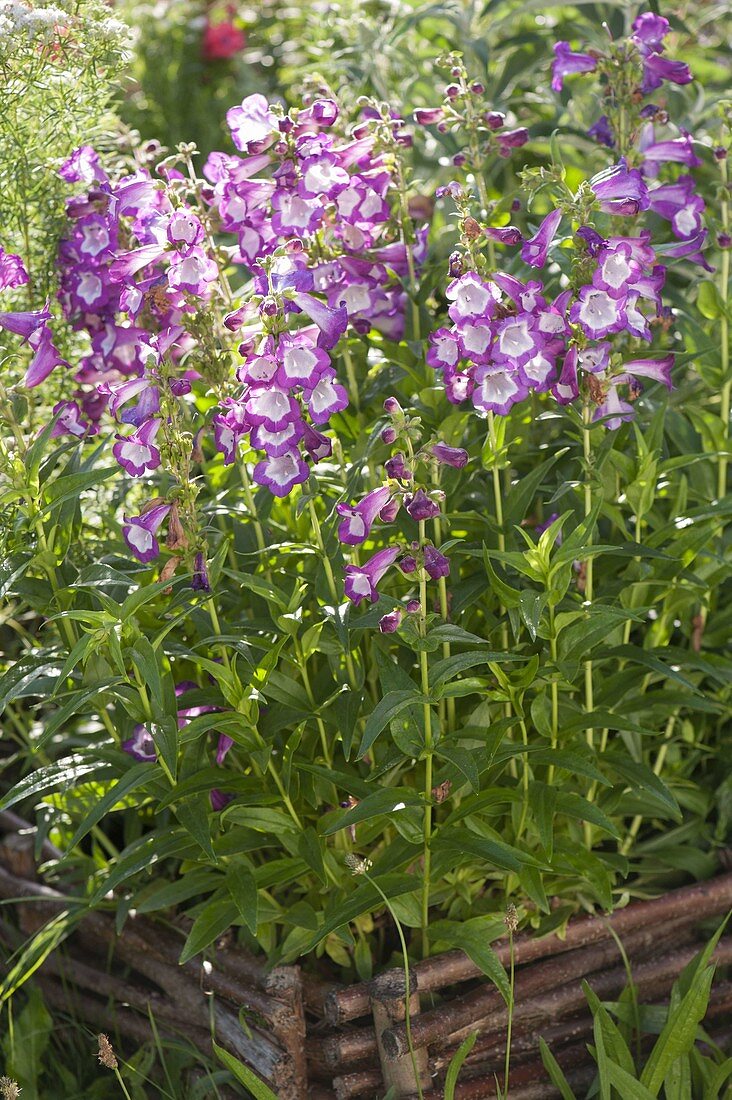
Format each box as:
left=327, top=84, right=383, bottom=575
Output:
left=337, top=485, right=392, bottom=545
left=424, top=545, right=450, bottom=580
left=216, top=734, right=234, bottom=765
left=430, top=442, right=469, bottom=468
left=521, top=208, right=562, bottom=267
left=211, top=789, right=235, bottom=811
left=400, top=555, right=417, bottom=574
left=588, top=116, right=615, bottom=149
left=551, top=41, right=597, bottom=92
left=414, top=108, right=444, bottom=125
left=253, top=450, right=309, bottom=496
left=496, top=128, right=529, bottom=157
left=344, top=545, right=400, bottom=604
left=379, top=609, right=403, bottom=633
left=405, top=489, right=441, bottom=522
left=192, top=551, right=211, bottom=592
left=0, top=303, right=51, bottom=339
left=385, top=453, right=412, bottom=480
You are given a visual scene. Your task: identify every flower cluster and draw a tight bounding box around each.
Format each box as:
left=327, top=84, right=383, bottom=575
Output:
left=552, top=12, right=706, bottom=250
left=53, top=92, right=426, bottom=522
left=429, top=162, right=678, bottom=428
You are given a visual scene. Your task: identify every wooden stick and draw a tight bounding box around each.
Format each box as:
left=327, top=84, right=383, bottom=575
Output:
left=324, top=871, right=732, bottom=1025
left=383, top=920, right=693, bottom=1059
left=370, top=969, right=430, bottom=1098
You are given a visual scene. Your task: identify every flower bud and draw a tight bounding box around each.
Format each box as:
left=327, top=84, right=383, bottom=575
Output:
left=485, top=111, right=505, bottom=130
left=379, top=497, right=401, bottom=523
left=406, top=599, right=421, bottom=613
left=470, top=81, right=485, bottom=94
left=448, top=251, right=464, bottom=277
left=405, top=489, right=441, bottom=521
left=169, top=377, right=191, bottom=396
left=385, top=453, right=412, bottom=480
left=383, top=396, right=402, bottom=414
left=424, top=544, right=450, bottom=579
left=379, top=609, right=403, bottom=633
left=445, top=83, right=461, bottom=99
left=400, top=555, right=417, bottom=574
left=452, top=152, right=466, bottom=166
left=381, top=426, right=397, bottom=444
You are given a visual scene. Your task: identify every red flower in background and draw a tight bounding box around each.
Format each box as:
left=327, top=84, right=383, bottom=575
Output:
left=202, top=12, right=246, bottom=61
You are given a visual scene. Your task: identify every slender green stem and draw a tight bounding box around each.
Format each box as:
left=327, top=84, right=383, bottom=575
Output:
left=503, top=927, right=516, bottom=1099
left=583, top=404, right=594, bottom=750
left=363, top=869, right=425, bottom=1100
left=487, top=413, right=509, bottom=653
left=395, top=160, right=420, bottom=342
left=343, top=345, right=360, bottom=411
left=547, top=604, right=559, bottom=786
left=113, top=1067, right=134, bottom=1100
left=432, top=466, right=455, bottom=734
left=621, top=712, right=677, bottom=856
left=296, top=640, right=333, bottom=768
left=515, top=718, right=530, bottom=839
left=418, top=519, right=434, bottom=960
left=718, top=155, right=730, bottom=503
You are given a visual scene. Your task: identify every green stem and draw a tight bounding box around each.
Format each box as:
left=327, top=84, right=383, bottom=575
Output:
left=113, top=1067, right=134, bottom=1100
left=621, top=712, right=677, bottom=856
left=503, top=927, right=516, bottom=1099
left=718, top=155, right=730, bottom=503
left=432, top=469, right=455, bottom=734
left=239, top=461, right=266, bottom=555
left=547, top=604, right=559, bottom=786
left=363, top=869, right=425, bottom=1100
left=418, top=519, right=434, bottom=961
left=583, top=404, right=594, bottom=749
left=515, top=718, right=531, bottom=839
left=343, top=345, right=360, bottom=411
left=296, top=640, right=333, bottom=768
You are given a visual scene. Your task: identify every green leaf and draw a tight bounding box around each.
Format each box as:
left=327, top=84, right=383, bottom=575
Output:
left=504, top=448, right=566, bottom=526
left=606, top=757, right=681, bottom=820
left=66, top=764, right=157, bottom=852
left=605, top=1063, right=656, bottom=1100
left=322, top=788, right=420, bottom=835
left=444, top=1033, right=478, bottom=1100
left=433, top=827, right=544, bottom=872
left=212, top=1041, right=278, bottom=1099
left=227, top=864, right=258, bottom=935
left=431, top=917, right=509, bottom=1002
left=430, top=650, right=516, bottom=693
left=0, top=755, right=113, bottom=812
left=583, top=980, right=636, bottom=1083
left=357, top=690, right=423, bottom=758
left=697, top=281, right=725, bottom=320
left=640, top=966, right=715, bottom=1095
left=435, top=745, right=480, bottom=793
left=539, top=1038, right=576, bottom=1100
left=179, top=898, right=238, bottom=964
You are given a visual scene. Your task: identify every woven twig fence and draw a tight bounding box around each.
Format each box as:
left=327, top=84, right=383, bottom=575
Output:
left=1, top=810, right=731, bottom=1099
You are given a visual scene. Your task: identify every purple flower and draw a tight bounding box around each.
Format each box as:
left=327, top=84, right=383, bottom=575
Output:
left=590, top=162, right=649, bottom=216
left=379, top=609, right=403, bottom=633
left=588, top=116, right=615, bottom=149
left=123, top=724, right=157, bottom=762
left=663, top=230, right=713, bottom=271
left=344, top=545, right=400, bottom=605
left=641, top=133, right=701, bottom=177
left=496, top=128, right=529, bottom=156
left=593, top=384, right=635, bottom=430
left=226, top=94, right=278, bottom=154
left=405, top=489, right=441, bottom=522
left=253, top=450, right=309, bottom=496
left=430, top=442, right=469, bottom=468
left=302, top=423, right=332, bottom=461
left=424, top=545, right=450, bottom=580
left=303, top=368, right=349, bottom=424
left=216, top=734, right=234, bottom=765
left=51, top=400, right=93, bottom=439
left=211, top=789, right=235, bottom=811
left=570, top=287, right=626, bottom=339
left=0, top=303, right=51, bottom=339
left=58, top=145, right=107, bottom=184
left=551, top=41, right=597, bottom=92
left=384, top=453, right=412, bottom=480
left=622, top=354, right=674, bottom=389
left=593, top=243, right=642, bottom=298
left=632, top=12, right=670, bottom=52
left=192, top=551, right=211, bottom=592
left=552, top=346, right=579, bottom=406
left=113, top=419, right=162, bottom=477
left=473, top=364, right=528, bottom=415
left=521, top=208, right=562, bottom=267
left=336, top=485, right=392, bottom=545
left=413, top=108, right=444, bottom=125
left=648, top=176, right=704, bottom=240
left=24, top=326, right=69, bottom=388
left=484, top=225, right=524, bottom=245
left=641, top=54, right=692, bottom=95
left=122, top=503, right=171, bottom=563
left=446, top=272, right=499, bottom=323
left=0, top=249, right=29, bottom=291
